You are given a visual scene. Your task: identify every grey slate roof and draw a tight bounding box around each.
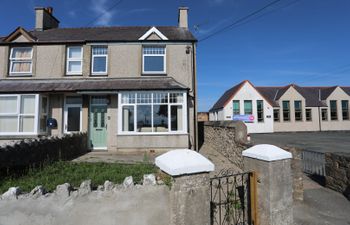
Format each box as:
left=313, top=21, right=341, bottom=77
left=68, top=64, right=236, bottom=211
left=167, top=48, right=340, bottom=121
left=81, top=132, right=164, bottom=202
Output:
left=210, top=80, right=350, bottom=111
left=342, top=87, right=350, bottom=95
left=0, top=77, right=188, bottom=93
left=210, top=81, right=245, bottom=111
left=1, top=26, right=197, bottom=43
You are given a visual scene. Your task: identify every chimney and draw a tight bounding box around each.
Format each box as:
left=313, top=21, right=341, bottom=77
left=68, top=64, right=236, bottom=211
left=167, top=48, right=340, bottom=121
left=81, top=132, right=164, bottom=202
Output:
left=178, top=7, right=188, bottom=29
left=35, top=7, right=60, bottom=31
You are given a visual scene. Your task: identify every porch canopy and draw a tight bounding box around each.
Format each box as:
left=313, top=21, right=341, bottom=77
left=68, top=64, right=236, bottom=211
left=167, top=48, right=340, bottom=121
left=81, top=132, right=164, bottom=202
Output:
left=0, top=77, right=188, bottom=93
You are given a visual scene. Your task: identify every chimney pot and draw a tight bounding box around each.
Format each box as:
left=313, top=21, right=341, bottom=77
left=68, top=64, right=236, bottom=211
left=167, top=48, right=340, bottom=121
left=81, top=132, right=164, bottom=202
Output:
left=46, top=7, right=53, bottom=15
left=178, top=7, right=189, bottom=29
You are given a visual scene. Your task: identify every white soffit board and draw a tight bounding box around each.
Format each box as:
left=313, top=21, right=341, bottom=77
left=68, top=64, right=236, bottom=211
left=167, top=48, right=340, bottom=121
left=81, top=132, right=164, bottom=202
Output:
left=155, top=149, right=215, bottom=176
left=242, top=144, right=292, bottom=162
left=139, top=26, right=169, bottom=40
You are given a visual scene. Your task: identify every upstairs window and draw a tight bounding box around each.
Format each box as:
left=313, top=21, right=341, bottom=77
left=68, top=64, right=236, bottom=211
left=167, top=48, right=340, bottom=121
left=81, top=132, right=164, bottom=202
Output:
left=232, top=100, right=240, bottom=116
left=9, top=47, right=33, bottom=75
left=282, top=101, right=290, bottom=122
left=342, top=100, right=349, bottom=120
left=257, top=100, right=264, bottom=122
left=91, top=46, right=108, bottom=75
left=142, top=46, right=166, bottom=74
left=330, top=100, right=338, bottom=120
left=244, top=100, right=253, bottom=115
left=66, top=46, right=83, bottom=75
left=294, top=101, right=302, bottom=121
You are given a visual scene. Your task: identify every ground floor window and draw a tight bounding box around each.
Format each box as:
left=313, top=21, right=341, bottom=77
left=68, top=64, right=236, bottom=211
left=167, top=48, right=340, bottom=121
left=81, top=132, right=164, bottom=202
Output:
left=321, top=108, right=328, bottom=121
left=330, top=100, right=338, bottom=121
left=244, top=100, right=253, bottom=115
left=282, top=101, right=290, bottom=122
left=119, top=91, right=187, bottom=134
left=294, top=101, right=302, bottom=121
left=257, top=100, right=264, bottom=122
left=0, top=94, right=48, bottom=135
left=232, top=100, right=240, bottom=116
left=273, top=109, right=280, bottom=122
left=306, top=108, right=312, bottom=121
left=64, top=96, right=82, bottom=133
left=342, top=100, right=349, bottom=120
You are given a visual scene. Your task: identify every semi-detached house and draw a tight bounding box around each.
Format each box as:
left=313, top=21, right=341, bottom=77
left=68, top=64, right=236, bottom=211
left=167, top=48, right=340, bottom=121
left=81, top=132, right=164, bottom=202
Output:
left=209, top=80, right=350, bottom=134
left=0, top=7, right=198, bottom=152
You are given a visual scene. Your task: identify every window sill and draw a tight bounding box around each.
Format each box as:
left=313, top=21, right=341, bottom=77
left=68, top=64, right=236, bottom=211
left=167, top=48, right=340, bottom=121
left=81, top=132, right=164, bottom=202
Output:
left=90, top=73, right=108, bottom=76
left=141, top=73, right=167, bottom=76
left=117, top=132, right=188, bottom=136
left=66, top=74, right=83, bottom=76
left=8, top=74, right=32, bottom=77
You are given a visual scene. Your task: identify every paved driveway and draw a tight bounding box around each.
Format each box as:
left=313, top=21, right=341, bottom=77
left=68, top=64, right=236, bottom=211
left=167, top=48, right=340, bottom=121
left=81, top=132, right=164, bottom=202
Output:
left=251, top=132, right=350, bottom=153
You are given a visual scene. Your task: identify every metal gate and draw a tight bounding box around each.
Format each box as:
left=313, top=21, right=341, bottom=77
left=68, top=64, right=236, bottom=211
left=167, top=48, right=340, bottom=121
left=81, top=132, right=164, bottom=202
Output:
left=210, top=170, right=257, bottom=225
left=302, top=150, right=326, bottom=176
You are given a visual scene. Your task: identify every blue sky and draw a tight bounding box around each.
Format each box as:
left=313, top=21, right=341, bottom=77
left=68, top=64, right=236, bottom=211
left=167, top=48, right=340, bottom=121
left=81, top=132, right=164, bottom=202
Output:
left=1, top=0, right=350, bottom=111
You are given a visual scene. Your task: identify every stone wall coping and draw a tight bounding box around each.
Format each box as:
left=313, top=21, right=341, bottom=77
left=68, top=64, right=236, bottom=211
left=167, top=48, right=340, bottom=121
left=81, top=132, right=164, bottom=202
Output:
left=204, top=121, right=245, bottom=129
left=243, top=144, right=292, bottom=162
left=155, top=149, right=215, bottom=176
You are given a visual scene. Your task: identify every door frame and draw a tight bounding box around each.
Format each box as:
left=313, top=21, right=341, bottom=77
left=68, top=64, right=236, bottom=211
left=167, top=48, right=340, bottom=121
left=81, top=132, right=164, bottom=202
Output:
left=89, top=96, right=108, bottom=150
left=63, top=96, right=83, bottom=134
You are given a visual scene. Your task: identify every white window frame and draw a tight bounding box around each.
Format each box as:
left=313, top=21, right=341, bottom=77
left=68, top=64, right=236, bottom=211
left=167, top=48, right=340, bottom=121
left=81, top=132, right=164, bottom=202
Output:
left=142, top=46, right=166, bottom=74
left=118, top=91, right=187, bottom=135
left=9, top=47, right=33, bottom=76
left=91, top=46, right=108, bottom=75
left=39, top=96, right=49, bottom=133
left=64, top=96, right=83, bottom=134
left=66, top=46, right=83, bottom=75
left=0, top=94, right=40, bottom=135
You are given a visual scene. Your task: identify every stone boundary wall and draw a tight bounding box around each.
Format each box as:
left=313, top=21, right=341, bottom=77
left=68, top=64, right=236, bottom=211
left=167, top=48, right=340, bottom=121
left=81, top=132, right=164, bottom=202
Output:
left=202, top=121, right=247, bottom=169
left=325, top=152, right=350, bottom=200
left=283, top=147, right=304, bottom=201
left=0, top=133, right=88, bottom=170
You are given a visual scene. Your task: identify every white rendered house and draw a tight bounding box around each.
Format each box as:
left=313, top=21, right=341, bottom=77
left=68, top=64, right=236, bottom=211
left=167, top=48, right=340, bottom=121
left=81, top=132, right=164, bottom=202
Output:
left=209, top=80, right=274, bottom=133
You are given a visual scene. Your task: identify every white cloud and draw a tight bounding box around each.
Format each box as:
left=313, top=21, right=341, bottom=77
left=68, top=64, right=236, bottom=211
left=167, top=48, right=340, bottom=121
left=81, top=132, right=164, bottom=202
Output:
left=90, top=0, right=115, bottom=26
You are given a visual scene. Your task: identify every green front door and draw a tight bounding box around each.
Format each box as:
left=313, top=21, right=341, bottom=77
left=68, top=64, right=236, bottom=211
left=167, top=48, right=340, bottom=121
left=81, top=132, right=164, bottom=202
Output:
left=89, top=105, right=107, bottom=150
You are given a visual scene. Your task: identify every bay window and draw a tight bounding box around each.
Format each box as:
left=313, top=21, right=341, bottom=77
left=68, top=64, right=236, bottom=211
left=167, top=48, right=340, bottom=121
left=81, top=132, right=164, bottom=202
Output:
left=0, top=94, right=48, bottom=135
left=142, top=46, right=166, bottom=74
left=119, top=92, right=186, bottom=134
left=9, top=47, right=33, bottom=75
left=66, top=46, right=83, bottom=75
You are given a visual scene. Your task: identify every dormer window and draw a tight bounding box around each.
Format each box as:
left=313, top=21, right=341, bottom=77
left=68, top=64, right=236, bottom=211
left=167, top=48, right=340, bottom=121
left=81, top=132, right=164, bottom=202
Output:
left=66, top=46, right=83, bottom=75
left=142, top=46, right=166, bottom=74
left=9, top=47, right=33, bottom=76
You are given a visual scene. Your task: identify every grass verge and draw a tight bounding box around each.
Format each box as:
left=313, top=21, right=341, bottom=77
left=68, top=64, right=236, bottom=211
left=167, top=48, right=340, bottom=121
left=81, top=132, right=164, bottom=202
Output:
left=0, top=161, right=157, bottom=194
